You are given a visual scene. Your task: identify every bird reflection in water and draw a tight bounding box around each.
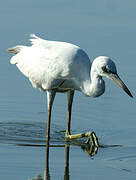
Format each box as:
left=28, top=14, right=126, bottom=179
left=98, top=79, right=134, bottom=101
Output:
left=28, top=174, right=43, bottom=180
left=44, top=140, right=50, bottom=180
left=29, top=139, right=98, bottom=180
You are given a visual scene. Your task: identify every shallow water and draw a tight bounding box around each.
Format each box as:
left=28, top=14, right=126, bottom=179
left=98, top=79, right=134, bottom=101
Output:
left=0, top=0, right=136, bottom=179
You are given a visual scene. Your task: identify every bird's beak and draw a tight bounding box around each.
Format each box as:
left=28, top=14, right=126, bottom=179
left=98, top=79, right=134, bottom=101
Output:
left=108, top=73, right=133, bottom=98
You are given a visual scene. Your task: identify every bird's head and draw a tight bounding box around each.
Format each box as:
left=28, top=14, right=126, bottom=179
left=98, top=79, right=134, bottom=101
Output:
left=92, top=56, right=133, bottom=98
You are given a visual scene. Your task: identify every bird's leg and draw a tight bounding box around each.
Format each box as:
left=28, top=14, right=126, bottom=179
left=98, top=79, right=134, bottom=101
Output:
left=46, top=90, right=56, bottom=141
left=65, top=90, right=99, bottom=147
left=66, top=131, right=99, bottom=147
left=65, top=90, right=75, bottom=137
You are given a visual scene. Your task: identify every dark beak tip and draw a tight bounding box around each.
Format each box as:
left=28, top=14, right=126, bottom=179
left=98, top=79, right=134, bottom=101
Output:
left=125, top=86, right=133, bottom=98
left=126, top=89, right=133, bottom=98
left=111, top=74, right=133, bottom=99
left=129, top=93, right=133, bottom=98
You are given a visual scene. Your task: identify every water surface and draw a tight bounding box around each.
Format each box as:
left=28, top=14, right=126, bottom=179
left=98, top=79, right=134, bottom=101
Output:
left=0, top=0, right=136, bottom=179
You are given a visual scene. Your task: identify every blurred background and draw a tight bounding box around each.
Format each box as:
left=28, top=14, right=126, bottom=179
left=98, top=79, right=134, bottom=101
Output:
left=0, top=0, right=136, bottom=179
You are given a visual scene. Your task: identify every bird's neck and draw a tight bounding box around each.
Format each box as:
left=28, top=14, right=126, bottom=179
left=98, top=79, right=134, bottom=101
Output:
left=82, top=71, right=105, bottom=97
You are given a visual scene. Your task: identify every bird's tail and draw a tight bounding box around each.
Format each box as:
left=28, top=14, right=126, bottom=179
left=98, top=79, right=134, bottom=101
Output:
left=8, top=46, right=24, bottom=54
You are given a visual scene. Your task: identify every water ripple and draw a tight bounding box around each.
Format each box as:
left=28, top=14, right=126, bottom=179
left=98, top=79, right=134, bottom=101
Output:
left=0, top=121, right=66, bottom=146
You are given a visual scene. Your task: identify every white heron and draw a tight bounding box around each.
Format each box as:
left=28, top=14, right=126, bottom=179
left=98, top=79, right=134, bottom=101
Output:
left=8, top=34, right=133, bottom=146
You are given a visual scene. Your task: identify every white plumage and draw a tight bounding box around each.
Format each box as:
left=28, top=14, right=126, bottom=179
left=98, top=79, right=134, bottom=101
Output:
left=9, top=34, right=92, bottom=94
left=8, top=34, right=133, bottom=144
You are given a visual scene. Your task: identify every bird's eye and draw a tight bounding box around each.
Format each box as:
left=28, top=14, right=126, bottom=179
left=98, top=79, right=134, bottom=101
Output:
left=102, top=66, right=112, bottom=74
left=102, top=66, right=109, bottom=73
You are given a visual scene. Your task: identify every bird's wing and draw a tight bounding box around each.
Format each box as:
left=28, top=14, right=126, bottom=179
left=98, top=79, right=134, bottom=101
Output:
left=8, top=34, right=91, bottom=91
left=9, top=43, right=72, bottom=90
left=30, top=34, right=50, bottom=48
left=29, top=34, right=61, bottom=52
